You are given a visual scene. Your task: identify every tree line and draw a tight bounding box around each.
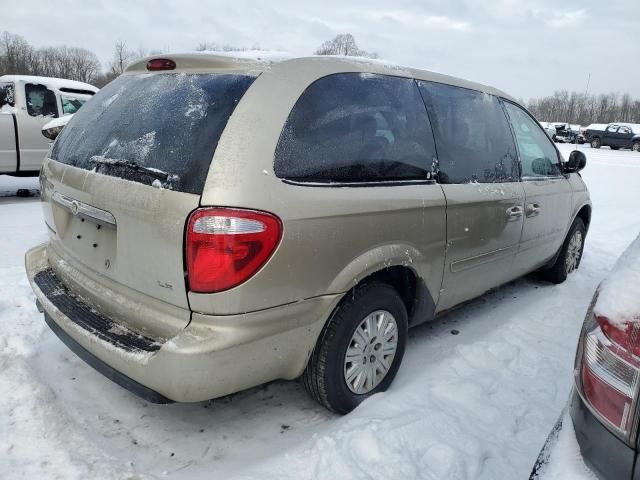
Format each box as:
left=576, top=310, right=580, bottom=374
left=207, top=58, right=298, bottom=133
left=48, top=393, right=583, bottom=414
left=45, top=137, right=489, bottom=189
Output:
left=526, top=90, right=640, bottom=126
left=2, top=30, right=637, bottom=125
left=0, top=31, right=378, bottom=88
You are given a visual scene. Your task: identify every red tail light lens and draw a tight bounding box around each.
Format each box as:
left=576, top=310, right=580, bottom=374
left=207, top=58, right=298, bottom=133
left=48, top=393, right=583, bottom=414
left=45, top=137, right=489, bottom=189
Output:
left=576, top=300, right=640, bottom=442
left=146, top=58, right=176, bottom=71
left=186, top=208, right=282, bottom=293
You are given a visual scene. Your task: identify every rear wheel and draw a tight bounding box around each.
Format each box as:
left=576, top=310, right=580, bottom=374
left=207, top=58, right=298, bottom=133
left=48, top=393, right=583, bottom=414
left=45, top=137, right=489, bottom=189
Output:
left=632, top=141, right=640, bottom=152
left=543, top=218, right=586, bottom=284
left=591, top=137, right=601, bottom=149
left=302, top=282, right=408, bottom=413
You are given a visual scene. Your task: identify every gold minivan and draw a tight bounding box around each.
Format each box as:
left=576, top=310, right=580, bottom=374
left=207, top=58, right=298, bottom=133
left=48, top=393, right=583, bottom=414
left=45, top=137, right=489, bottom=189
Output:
left=26, top=54, right=591, bottom=413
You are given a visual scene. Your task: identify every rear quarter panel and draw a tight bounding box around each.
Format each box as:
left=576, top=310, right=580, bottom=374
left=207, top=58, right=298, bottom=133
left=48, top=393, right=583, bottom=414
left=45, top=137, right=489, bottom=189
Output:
left=192, top=61, right=447, bottom=316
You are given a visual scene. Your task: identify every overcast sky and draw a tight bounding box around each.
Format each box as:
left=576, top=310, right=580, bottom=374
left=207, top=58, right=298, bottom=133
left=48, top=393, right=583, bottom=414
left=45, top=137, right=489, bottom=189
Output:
left=5, top=0, right=639, bottom=99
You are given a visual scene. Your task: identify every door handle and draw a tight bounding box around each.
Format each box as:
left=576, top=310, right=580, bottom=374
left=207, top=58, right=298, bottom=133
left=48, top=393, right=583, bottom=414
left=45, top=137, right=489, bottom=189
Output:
left=526, top=203, right=541, bottom=217
left=506, top=205, right=523, bottom=220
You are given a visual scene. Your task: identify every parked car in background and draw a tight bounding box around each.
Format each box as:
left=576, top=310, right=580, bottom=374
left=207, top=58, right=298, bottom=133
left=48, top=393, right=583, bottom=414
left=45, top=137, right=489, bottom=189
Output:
left=553, top=123, right=583, bottom=144
left=0, top=75, right=97, bottom=176
left=25, top=54, right=591, bottom=414
left=585, top=123, right=640, bottom=151
left=41, top=114, right=73, bottom=141
left=532, top=234, right=640, bottom=480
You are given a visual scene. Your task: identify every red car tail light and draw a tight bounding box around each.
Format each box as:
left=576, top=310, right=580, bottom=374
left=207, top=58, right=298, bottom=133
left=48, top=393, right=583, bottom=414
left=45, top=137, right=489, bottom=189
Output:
left=186, top=208, right=282, bottom=293
left=575, top=298, right=640, bottom=442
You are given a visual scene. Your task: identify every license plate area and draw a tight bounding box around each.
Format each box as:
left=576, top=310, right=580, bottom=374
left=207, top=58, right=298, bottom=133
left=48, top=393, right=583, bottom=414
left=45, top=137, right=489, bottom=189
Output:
left=51, top=192, right=117, bottom=273
left=64, top=215, right=117, bottom=272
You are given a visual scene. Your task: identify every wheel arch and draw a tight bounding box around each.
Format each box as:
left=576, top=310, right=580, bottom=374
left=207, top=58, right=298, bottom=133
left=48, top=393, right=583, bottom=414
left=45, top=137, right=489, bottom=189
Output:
left=575, top=204, right=592, bottom=231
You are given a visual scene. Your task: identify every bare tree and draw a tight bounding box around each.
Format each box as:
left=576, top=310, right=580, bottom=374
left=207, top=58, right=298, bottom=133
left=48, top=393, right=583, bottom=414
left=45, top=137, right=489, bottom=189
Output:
left=109, top=41, right=136, bottom=76
left=315, top=34, right=377, bottom=59
left=0, top=31, right=101, bottom=84
left=528, top=90, right=640, bottom=125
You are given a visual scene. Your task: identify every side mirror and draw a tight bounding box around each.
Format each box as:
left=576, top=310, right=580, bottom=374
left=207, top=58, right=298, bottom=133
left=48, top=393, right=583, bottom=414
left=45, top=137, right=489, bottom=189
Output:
left=565, top=150, right=587, bottom=173
left=41, top=115, right=72, bottom=141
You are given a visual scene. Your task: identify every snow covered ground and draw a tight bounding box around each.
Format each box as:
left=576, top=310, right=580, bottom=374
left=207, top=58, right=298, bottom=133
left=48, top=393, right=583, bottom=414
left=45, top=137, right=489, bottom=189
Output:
left=1, top=144, right=639, bottom=479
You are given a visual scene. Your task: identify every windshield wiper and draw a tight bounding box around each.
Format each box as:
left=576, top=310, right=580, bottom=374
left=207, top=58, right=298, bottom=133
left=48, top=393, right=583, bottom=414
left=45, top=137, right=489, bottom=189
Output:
left=89, top=157, right=170, bottom=182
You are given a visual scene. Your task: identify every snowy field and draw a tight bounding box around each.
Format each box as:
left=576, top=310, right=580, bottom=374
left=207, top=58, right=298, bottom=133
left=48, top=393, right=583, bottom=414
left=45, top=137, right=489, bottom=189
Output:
left=1, top=144, right=639, bottom=480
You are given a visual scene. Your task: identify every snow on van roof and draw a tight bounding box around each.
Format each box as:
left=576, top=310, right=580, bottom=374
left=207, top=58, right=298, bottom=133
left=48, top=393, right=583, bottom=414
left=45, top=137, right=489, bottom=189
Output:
left=130, top=53, right=514, bottom=102
left=0, top=75, right=98, bottom=93
left=594, top=234, right=640, bottom=328
left=190, top=50, right=294, bottom=63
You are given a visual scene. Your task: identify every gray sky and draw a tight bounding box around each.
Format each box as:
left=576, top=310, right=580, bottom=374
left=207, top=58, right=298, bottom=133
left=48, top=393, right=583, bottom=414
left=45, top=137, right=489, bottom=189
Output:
left=6, top=0, right=639, bottom=99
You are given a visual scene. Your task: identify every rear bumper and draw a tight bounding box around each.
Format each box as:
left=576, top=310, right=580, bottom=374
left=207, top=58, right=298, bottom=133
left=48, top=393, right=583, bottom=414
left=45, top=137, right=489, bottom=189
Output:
left=570, top=388, right=635, bottom=480
left=26, top=242, right=340, bottom=402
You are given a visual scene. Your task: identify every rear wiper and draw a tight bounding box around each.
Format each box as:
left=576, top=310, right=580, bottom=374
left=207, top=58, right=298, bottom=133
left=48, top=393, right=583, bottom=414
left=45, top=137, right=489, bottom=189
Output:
left=89, top=157, right=170, bottom=182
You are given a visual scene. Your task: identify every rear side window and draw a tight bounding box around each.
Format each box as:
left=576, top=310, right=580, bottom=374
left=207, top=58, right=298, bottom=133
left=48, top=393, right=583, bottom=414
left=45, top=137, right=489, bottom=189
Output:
left=51, top=73, right=255, bottom=194
left=417, top=81, right=518, bottom=184
left=0, top=82, right=15, bottom=107
left=61, top=95, right=90, bottom=115
left=503, top=102, right=562, bottom=178
left=274, top=73, right=437, bottom=182
left=26, top=83, right=59, bottom=117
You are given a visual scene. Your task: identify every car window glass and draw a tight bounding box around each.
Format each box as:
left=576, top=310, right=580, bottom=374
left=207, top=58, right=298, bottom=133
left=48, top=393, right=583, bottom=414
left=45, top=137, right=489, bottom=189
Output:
left=274, top=73, right=437, bottom=182
left=51, top=73, right=255, bottom=194
left=61, top=95, right=88, bottom=115
left=25, top=83, right=58, bottom=117
left=417, top=81, right=518, bottom=184
left=503, top=102, right=562, bottom=178
left=606, top=125, right=618, bottom=133
left=619, top=126, right=631, bottom=134
left=0, top=82, right=15, bottom=107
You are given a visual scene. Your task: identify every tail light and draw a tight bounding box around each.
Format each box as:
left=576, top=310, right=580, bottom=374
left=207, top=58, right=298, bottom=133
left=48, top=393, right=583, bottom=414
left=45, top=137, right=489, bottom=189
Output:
left=186, top=208, right=282, bottom=293
left=146, top=58, right=176, bottom=71
left=575, top=293, right=640, bottom=442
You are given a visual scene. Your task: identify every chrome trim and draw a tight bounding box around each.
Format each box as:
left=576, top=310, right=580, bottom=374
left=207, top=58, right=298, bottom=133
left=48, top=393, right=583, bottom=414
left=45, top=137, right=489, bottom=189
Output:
left=52, top=191, right=116, bottom=227
left=521, top=175, right=565, bottom=182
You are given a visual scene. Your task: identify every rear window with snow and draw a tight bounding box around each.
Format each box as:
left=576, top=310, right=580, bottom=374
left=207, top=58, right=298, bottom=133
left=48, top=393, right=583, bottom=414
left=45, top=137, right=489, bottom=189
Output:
left=51, top=73, right=255, bottom=194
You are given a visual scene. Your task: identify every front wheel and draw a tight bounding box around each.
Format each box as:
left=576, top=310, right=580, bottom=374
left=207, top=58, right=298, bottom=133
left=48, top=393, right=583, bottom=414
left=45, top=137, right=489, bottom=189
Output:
left=632, top=141, right=640, bottom=152
left=302, top=282, right=408, bottom=413
left=590, top=138, right=601, bottom=148
left=543, top=218, right=586, bottom=284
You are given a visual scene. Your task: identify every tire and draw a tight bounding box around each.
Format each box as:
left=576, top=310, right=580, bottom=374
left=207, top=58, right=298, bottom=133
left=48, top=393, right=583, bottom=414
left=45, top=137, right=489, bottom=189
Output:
left=543, top=218, right=586, bottom=284
left=632, top=142, right=640, bottom=152
left=302, top=282, right=408, bottom=413
left=590, top=137, right=601, bottom=149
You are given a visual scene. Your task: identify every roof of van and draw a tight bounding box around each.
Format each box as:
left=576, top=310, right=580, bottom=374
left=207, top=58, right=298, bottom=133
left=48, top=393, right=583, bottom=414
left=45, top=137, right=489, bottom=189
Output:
left=0, top=75, right=98, bottom=93
left=126, top=53, right=516, bottom=102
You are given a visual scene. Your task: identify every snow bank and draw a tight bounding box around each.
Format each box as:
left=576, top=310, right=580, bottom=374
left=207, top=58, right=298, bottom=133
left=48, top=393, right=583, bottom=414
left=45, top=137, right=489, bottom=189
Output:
left=2, top=145, right=640, bottom=479
left=594, top=234, right=640, bottom=327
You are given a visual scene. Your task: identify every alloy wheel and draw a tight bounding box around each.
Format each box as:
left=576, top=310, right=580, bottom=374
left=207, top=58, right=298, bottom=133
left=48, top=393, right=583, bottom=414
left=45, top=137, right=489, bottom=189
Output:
left=343, top=310, right=398, bottom=395
left=565, top=230, right=583, bottom=274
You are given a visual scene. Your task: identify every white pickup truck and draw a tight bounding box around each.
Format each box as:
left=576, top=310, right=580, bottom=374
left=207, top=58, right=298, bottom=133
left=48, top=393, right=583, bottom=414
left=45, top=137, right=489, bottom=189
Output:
left=0, top=75, right=98, bottom=176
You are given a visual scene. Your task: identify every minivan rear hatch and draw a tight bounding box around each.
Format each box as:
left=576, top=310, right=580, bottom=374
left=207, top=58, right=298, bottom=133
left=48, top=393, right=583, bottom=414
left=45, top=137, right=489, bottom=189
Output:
left=41, top=71, right=255, bottom=334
